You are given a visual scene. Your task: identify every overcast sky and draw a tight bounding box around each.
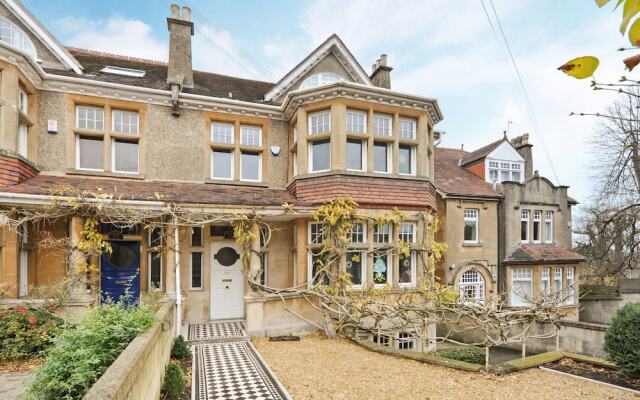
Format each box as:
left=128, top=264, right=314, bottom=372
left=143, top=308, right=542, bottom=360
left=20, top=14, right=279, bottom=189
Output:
left=23, top=0, right=631, bottom=211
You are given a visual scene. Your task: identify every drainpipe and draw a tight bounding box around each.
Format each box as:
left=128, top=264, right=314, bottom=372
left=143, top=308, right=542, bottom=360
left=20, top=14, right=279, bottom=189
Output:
left=496, top=196, right=503, bottom=295
left=174, top=220, right=182, bottom=337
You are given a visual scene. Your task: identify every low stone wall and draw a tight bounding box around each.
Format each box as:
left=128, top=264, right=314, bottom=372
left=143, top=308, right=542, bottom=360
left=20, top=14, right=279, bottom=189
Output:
left=245, top=292, right=323, bottom=336
left=83, top=301, right=176, bottom=400
left=580, top=280, right=640, bottom=325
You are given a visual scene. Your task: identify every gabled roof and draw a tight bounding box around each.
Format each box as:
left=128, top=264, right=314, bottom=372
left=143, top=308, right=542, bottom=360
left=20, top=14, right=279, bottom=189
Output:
left=1, top=0, right=83, bottom=73
left=0, top=175, right=301, bottom=207
left=264, top=34, right=373, bottom=102
left=434, top=147, right=501, bottom=198
left=460, top=137, right=507, bottom=166
left=504, top=244, right=585, bottom=265
left=47, top=48, right=276, bottom=104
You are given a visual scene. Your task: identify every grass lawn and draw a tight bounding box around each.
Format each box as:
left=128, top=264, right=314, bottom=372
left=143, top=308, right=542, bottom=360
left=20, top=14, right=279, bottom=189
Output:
left=253, top=334, right=635, bottom=400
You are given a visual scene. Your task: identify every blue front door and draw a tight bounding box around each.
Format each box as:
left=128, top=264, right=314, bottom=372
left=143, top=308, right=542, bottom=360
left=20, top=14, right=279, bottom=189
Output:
left=100, top=241, right=140, bottom=304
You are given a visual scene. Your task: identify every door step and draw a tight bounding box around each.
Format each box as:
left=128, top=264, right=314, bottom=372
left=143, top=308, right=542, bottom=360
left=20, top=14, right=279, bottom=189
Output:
left=187, top=320, right=247, bottom=343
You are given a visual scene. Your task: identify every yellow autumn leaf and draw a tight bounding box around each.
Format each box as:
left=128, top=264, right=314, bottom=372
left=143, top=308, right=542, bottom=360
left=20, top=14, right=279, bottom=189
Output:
left=630, top=17, right=640, bottom=44
left=620, top=0, right=640, bottom=34
left=557, top=56, right=600, bottom=79
left=595, top=0, right=611, bottom=7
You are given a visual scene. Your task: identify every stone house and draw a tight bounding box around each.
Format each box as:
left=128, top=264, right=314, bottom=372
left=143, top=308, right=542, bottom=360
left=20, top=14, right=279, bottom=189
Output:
left=0, top=1, right=441, bottom=338
left=434, top=134, right=584, bottom=318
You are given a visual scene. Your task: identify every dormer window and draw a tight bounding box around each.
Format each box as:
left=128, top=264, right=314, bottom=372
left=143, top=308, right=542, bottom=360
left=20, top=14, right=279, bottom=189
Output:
left=299, top=73, right=343, bottom=90
left=487, top=160, right=523, bottom=183
left=0, top=17, right=36, bottom=60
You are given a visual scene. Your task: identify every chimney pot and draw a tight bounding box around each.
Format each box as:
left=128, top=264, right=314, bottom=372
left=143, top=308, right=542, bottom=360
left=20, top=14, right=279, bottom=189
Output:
left=170, top=4, right=180, bottom=19
left=371, top=54, right=393, bottom=89
left=182, top=6, right=191, bottom=22
left=380, top=54, right=388, bottom=66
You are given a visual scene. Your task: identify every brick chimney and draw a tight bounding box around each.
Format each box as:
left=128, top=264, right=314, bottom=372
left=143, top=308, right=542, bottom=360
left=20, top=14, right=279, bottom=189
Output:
left=370, top=54, right=392, bottom=89
left=511, top=133, right=533, bottom=180
left=167, top=4, right=194, bottom=88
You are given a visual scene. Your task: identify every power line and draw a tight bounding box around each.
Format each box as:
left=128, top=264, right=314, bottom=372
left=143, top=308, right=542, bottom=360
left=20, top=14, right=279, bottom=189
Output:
left=480, top=0, right=561, bottom=185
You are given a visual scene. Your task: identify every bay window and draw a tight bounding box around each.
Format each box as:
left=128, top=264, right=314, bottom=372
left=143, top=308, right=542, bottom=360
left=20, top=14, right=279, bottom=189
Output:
left=309, top=111, right=331, bottom=135
left=309, top=139, right=331, bottom=172
left=541, top=267, right=550, bottom=296
left=532, top=210, right=542, bottom=243
left=346, top=110, right=366, bottom=133
left=567, top=267, right=575, bottom=304
left=398, top=144, right=415, bottom=175
left=554, top=267, right=563, bottom=298
left=464, top=209, right=479, bottom=243
left=112, top=139, right=139, bottom=173
left=398, top=118, right=416, bottom=140
left=373, top=141, right=391, bottom=173
left=211, top=149, right=233, bottom=180
left=511, top=268, right=533, bottom=306
left=346, top=139, right=366, bottom=171
left=240, top=151, right=261, bottom=182
left=398, top=222, right=415, bottom=244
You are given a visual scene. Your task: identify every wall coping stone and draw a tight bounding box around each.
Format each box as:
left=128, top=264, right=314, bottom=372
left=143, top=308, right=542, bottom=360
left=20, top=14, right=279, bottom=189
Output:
left=560, top=319, right=609, bottom=331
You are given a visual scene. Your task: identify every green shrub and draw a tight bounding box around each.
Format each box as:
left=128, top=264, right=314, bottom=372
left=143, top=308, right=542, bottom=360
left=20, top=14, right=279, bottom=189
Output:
left=162, top=362, right=184, bottom=398
left=0, top=303, right=64, bottom=360
left=26, top=301, right=155, bottom=400
left=604, top=302, right=640, bottom=375
left=171, top=335, right=191, bottom=359
left=437, top=346, right=485, bottom=364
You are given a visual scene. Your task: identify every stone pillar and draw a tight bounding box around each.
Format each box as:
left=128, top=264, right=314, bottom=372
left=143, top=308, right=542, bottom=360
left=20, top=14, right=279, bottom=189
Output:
left=65, top=216, right=95, bottom=321
left=1, top=227, right=19, bottom=298
left=330, top=102, right=346, bottom=170
left=165, top=225, right=176, bottom=299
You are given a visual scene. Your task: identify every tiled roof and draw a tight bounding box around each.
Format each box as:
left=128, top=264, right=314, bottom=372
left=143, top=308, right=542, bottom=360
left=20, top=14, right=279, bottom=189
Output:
left=504, top=244, right=586, bottom=264
left=434, top=147, right=501, bottom=198
left=0, top=175, right=300, bottom=207
left=45, top=48, right=277, bottom=104
left=460, top=137, right=505, bottom=166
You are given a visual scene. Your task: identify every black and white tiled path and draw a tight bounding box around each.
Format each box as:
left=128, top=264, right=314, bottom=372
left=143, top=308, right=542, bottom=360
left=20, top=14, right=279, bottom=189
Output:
left=189, top=321, right=291, bottom=400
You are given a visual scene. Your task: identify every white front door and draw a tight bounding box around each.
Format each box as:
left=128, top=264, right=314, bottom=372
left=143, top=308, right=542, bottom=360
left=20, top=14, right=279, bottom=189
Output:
left=210, top=242, right=245, bottom=320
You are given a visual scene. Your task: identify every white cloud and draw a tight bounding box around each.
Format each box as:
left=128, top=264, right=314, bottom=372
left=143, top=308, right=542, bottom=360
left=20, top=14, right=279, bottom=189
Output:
left=55, top=16, right=167, bottom=62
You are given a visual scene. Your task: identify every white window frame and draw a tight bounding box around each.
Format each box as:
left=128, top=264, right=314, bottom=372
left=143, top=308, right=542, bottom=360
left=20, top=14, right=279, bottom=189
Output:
left=17, top=123, right=27, bottom=157
left=346, top=250, right=366, bottom=288
left=239, top=151, right=262, bottom=182
left=0, top=17, right=37, bottom=59
left=398, top=118, right=416, bottom=140
left=373, top=141, right=392, bottom=173
left=148, top=252, right=163, bottom=290
left=541, top=267, right=550, bottom=296
left=554, top=267, right=563, bottom=299
left=567, top=266, right=575, bottom=305
left=240, top=125, right=262, bottom=147
left=18, top=88, right=27, bottom=114
left=398, top=222, right=416, bottom=244
left=521, top=210, right=530, bottom=243
left=111, top=109, right=139, bottom=135
left=372, top=114, right=392, bottom=136
left=292, top=151, right=298, bottom=176
left=189, top=251, right=203, bottom=290
left=463, top=208, right=479, bottom=244
left=191, top=226, right=203, bottom=247
left=293, top=127, right=298, bottom=143
left=346, top=138, right=367, bottom=172
left=348, top=222, right=366, bottom=244
left=211, top=149, right=234, bottom=180
left=148, top=227, right=163, bottom=247
left=111, top=139, right=139, bottom=174
left=396, top=332, right=416, bottom=350
left=372, top=252, right=392, bottom=288
left=75, top=105, right=104, bottom=131
left=299, top=73, right=343, bottom=90
left=459, top=269, right=485, bottom=303
left=211, top=122, right=234, bottom=144
left=545, top=211, right=554, bottom=243
left=373, top=222, right=392, bottom=244
left=307, top=250, right=328, bottom=288
left=486, top=159, right=524, bottom=183
left=308, top=139, right=331, bottom=173
left=511, top=267, right=533, bottom=306
left=532, top=210, right=542, bottom=243
left=75, top=135, right=104, bottom=172
left=398, top=144, right=416, bottom=176
left=308, top=222, right=325, bottom=245
left=19, top=249, right=28, bottom=297
left=398, top=251, right=416, bottom=288
left=308, top=111, right=331, bottom=135
left=346, top=110, right=367, bottom=133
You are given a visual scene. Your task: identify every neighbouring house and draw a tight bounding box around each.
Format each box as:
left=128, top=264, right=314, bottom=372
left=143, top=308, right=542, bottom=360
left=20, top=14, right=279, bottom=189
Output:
left=0, top=1, right=442, bottom=339
left=435, top=133, right=584, bottom=319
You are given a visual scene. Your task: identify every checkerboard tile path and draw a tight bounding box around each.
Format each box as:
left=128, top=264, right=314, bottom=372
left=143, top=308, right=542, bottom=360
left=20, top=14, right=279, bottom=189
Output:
left=194, top=341, right=288, bottom=400
left=188, top=320, right=247, bottom=342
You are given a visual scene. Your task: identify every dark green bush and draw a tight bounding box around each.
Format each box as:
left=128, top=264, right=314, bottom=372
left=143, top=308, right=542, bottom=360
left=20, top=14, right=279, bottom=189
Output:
left=171, top=335, right=191, bottom=359
left=0, top=303, right=64, bottom=360
left=604, top=302, right=640, bottom=375
left=163, top=362, right=185, bottom=398
left=437, top=346, right=485, bottom=364
left=26, top=301, right=155, bottom=400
